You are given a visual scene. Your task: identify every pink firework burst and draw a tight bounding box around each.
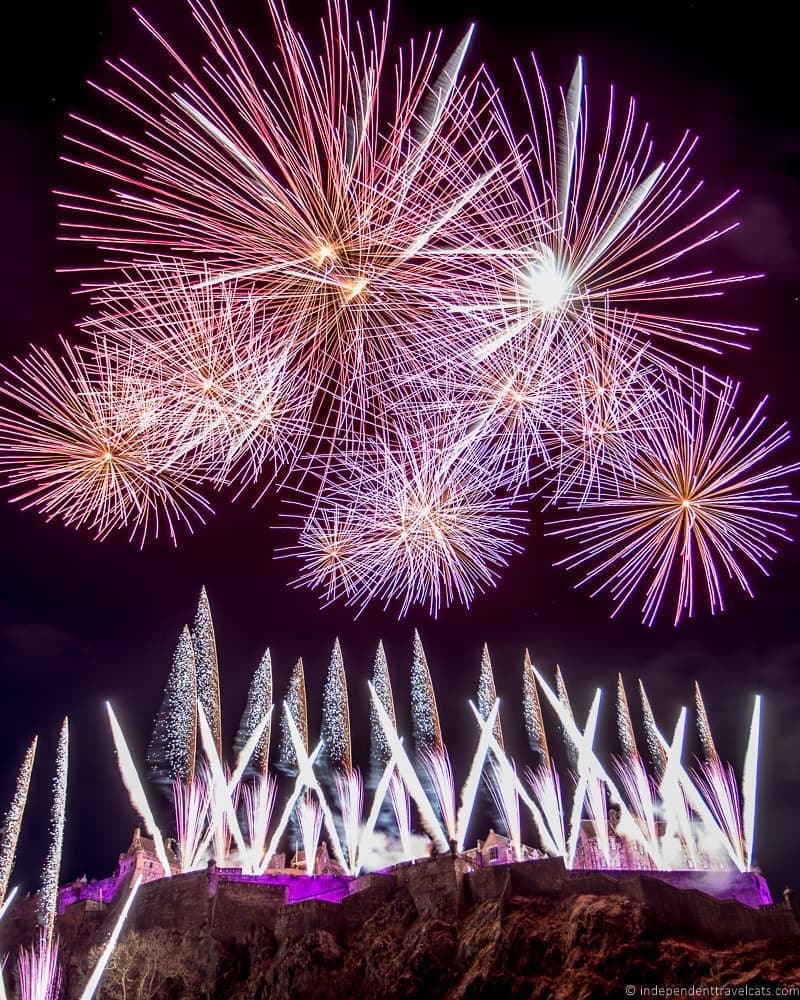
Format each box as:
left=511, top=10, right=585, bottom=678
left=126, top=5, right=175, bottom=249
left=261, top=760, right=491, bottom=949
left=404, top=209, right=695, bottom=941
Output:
left=281, top=426, right=529, bottom=616
left=548, top=374, right=799, bottom=625
left=0, top=338, right=212, bottom=543
left=60, top=0, right=514, bottom=449
left=460, top=55, right=757, bottom=365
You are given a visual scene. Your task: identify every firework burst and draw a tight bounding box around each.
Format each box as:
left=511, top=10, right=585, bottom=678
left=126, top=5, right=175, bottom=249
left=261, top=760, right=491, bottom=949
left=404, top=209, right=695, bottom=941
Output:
left=549, top=375, right=799, bottom=625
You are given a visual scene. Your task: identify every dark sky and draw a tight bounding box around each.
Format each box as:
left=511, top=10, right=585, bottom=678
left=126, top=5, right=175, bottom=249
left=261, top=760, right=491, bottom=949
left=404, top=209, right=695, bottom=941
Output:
left=1, top=0, right=799, bottom=900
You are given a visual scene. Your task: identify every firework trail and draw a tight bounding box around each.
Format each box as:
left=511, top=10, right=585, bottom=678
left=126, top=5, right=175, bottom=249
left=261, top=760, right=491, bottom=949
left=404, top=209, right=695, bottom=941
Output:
left=613, top=676, right=661, bottom=863
left=369, top=641, right=396, bottom=776
left=192, top=588, right=222, bottom=756
left=107, top=703, right=173, bottom=878
left=279, top=659, right=308, bottom=772
left=83, top=269, right=313, bottom=490
left=242, top=773, right=277, bottom=874
left=639, top=681, right=668, bottom=776
left=469, top=55, right=756, bottom=363
left=322, top=639, right=352, bottom=770
left=695, top=682, right=720, bottom=763
left=388, top=773, right=414, bottom=860
left=17, top=931, right=61, bottom=1000
left=37, top=719, right=68, bottom=945
left=522, top=651, right=550, bottom=761
left=234, top=650, right=273, bottom=778
left=335, top=768, right=364, bottom=874
left=743, top=696, right=761, bottom=870
left=476, top=645, right=504, bottom=748
left=147, top=626, right=197, bottom=790
left=173, top=771, right=212, bottom=872
left=457, top=698, right=500, bottom=851
left=410, top=631, right=442, bottom=754
left=368, top=682, right=448, bottom=851
left=0, top=737, right=37, bottom=908
left=525, top=761, right=567, bottom=860
left=296, top=794, right=324, bottom=876
left=78, top=874, right=142, bottom=1000
left=196, top=704, right=247, bottom=860
left=550, top=375, right=799, bottom=625
left=0, top=340, right=211, bottom=543
left=261, top=739, right=323, bottom=874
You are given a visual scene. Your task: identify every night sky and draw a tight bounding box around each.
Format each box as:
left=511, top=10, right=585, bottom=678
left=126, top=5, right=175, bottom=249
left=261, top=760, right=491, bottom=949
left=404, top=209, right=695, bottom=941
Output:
left=1, top=0, right=799, bottom=899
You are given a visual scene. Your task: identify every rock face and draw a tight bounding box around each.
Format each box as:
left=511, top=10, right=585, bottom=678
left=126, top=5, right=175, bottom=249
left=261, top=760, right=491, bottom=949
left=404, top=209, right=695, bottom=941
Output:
left=2, top=858, right=799, bottom=998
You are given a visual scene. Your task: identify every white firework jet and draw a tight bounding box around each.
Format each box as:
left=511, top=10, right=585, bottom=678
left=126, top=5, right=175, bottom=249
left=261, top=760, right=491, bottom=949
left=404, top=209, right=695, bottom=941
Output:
left=0, top=737, right=38, bottom=909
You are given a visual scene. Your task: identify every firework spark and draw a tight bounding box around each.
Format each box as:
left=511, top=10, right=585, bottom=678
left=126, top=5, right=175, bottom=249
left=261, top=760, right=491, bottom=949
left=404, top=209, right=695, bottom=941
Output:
left=549, top=376, right=799, bottom=625
left=147, top=626, right=197, bottom=789
left=0, top=737, right=37, bottom=909
left=78, top=875, right=142, bottom=1000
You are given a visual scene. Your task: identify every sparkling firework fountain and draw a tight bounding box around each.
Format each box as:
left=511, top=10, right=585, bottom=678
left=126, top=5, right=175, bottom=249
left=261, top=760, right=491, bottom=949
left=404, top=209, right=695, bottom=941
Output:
left=0, top=738, right=38, bottom=912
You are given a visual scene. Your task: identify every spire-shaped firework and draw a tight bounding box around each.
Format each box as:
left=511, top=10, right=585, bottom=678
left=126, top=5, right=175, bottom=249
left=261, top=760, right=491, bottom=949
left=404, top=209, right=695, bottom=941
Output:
left=555, top=665, right=578, bottom=766
left=321, top=639, right=352, bottom=771
left=147, top=626, right=197, bottom=788
left=234, top=649, right=273, bottom=776
left=410, top=630, right=442, bottom=754
left=37, top=719, right=69, bottom=944
left=192, top=587, right=222, bottom=757
left=616, top=674, right=638, bottom=759
left=0, top=737, right=38, bottom=908
left=639, top=681, right=668, bottom=776
left=279, top=659, right=308, bottom=771
left=476, top=644, right=504, bottom=748
left=369, top=641, right=396, bottom=773
left=695, top=682, right=719, bottom=764
left=522, top=651, right=550, bottom=761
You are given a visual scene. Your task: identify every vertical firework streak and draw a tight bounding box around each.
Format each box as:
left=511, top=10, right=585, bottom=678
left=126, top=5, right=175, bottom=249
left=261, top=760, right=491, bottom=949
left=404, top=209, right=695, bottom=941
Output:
left=196, top=704, right=247, bottom=860
left=418, top=747, right=457, bottom=842
left=334, top=769, right=364, bottom=874
left=476, top=647, right=520, bottom=857
left=389, top=774, right=414, bottom=861
left=533, top=668, right=660, bottom=866
left=147, top=626, right=197, bottom=788
left=410, top=631, right=443, bottom=753
left=525, top=762, right=567, bottom=860
left=77, top=875, right=142, bottom=1000
left=192, top=588, right=222, bottom=757
left=456, top=699, right=500, bottom=851
left=658, top=709, right=699, bottom=868
left=369, top=641, right=396, bottom=775
left=234, top=650, right=273, bottom=777
left=242, top=773, right=277, bottom=874
left=17, top=932, right=61, bottom=1000
left=743, top=695, right=761, bottom=870
left=0, top=737, right=38, bottom=908
left=295, top=794, right=324, bottom=877
left=614, top=676, right=661, bottom=864
left=695, top=682, right=719, bottom=764
left=106, top=703, right=172, bottom=878
left=279, top=659, right=308, bottom=770
left=173, top=771, right=212, bottom=872
left=322, top=639, right=352, bottom=770
left=37, top=719, right=68, bottom=945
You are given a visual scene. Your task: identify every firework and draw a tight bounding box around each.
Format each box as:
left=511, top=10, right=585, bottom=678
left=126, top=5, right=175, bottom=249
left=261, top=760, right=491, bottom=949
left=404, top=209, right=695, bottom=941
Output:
left=743, top=696, right=761, bottom=871
left=61, top=0, right=511, bottom=454
left=388, top=774, right=414, bottom=861
left=549, top=376, right=799, bottom=625
left=37, top=720, right=68, bottom=944
left=411, top=631, right=443, bottom=754
left=242, top=773, right=277, bottom=874
left=522, top=652, right=550, bottom=760
left=467, top=56, right=756, bottom=363
left=322, top=639, right=352, bottom=770
left=525, top=761, right=567, bottom=860
left=192, top=588, right=223, bottom=756
left=17, top=931, right=61, bottom=1000
left=457, top=699, right=500, bottom=851
left=476, top=646, right=504, bottom=748
left=78, top=875, right=142, bottom=1000
left=369, top=641, right=396, bottom=775
left=0, top=737, right=37, bottom=908
left=173, top=771, right=212, bottom=872
left=296, top=794, right=324, bottom=877
left=197, top=704, right=247, bottom=860
left=368, top=682, right=448, bottom=851
left=0, top=340, right=211, bottom=542
left=335, top=769, right=364, bottom=874
left=234, top=650, right=273, bottom=778
left=147, top=626, right=197, bottom=789
left=278, top=659, right=308, bottom=771
left=107, top=703, right=173, bottom=878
